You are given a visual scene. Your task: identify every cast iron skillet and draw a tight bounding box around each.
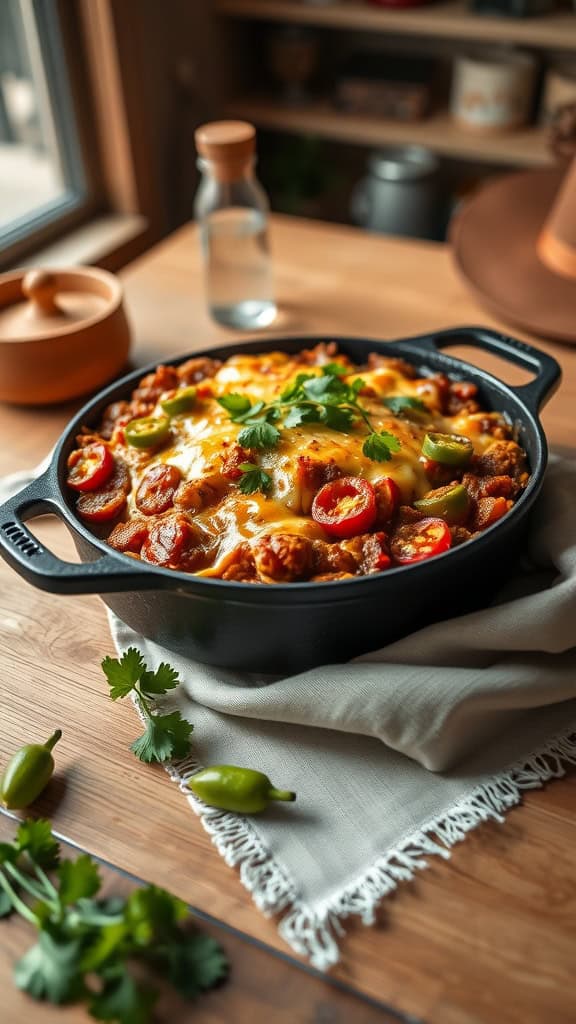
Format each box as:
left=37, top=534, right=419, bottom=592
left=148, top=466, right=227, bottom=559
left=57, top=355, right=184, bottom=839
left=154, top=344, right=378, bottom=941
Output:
left=0, top=328, right=561, bottom=673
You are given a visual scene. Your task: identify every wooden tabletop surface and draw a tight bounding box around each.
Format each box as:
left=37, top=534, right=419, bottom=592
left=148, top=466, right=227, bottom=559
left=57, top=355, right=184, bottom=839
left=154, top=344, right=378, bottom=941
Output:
left=1, top=214, right=576, bottom=1024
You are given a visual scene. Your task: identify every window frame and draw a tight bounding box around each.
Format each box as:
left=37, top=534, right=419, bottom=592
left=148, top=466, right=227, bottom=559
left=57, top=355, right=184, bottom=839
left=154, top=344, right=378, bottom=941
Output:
left=0, top=0, right=103, bottom=269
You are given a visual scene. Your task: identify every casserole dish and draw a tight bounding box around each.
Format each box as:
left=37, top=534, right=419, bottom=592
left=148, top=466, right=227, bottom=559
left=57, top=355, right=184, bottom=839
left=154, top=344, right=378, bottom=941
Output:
left=0, top=328, right=560, bottom=672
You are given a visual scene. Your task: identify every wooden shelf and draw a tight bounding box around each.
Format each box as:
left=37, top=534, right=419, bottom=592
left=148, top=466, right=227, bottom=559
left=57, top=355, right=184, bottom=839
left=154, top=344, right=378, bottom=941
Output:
left=227, top=97, right=553, bottom=167
left=217, top=0, right=576, bottom=50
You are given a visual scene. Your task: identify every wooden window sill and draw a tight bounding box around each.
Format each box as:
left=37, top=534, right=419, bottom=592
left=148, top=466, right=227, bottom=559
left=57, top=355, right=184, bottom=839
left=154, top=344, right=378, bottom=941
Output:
left=16, top=213, right=151, bottom=272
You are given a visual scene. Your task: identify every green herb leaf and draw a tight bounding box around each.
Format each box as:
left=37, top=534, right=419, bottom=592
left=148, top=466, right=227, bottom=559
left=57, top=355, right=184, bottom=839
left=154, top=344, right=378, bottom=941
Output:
left=279, top=373, right=314, bottom=402
left=14, top=931, right=84, bottom=1004
left=351, top=377, right=366, bottom=395
left=302, top=374, right=346, bottom=402
left=164, top=932, right=229, bottom=998
left=362, top=431, right=402, bottom=463
left=16, top=820, right=60, bottom=869
left=125, top=885, right=187, bottom=948
left=320, top=405, right=355, bottom=432
left=101, top=648, right=145, bottom=700
left=383, top=395, right=427, bottom=416
left=321, top=362, right=349, bottom=378
left=130, top=713, right=193, bottom=764
left=0, top=842, right=17, bottom=865
left=138, top=662, right=180, bottom=697
left=237, top=464, right=273, bottom=496
left=237, top=421, right=280, bottom=450
left=58, top=855, right=101, bottom=906
left=216, top=393, right=251, bottom=418
left=80, top=922, right=128, bottom=973
left=88, top=966, right=156, bottom=1024
left=283, top=404, right=322, bottom=428
left=0, top=890, right=13, bottom=917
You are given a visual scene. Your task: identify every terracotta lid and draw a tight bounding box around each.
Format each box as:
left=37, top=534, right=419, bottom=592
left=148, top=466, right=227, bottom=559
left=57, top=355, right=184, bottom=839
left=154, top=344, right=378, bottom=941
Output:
left=0, top=269, right=114, bottom=341
left=194, top=120, right=256, bottom=181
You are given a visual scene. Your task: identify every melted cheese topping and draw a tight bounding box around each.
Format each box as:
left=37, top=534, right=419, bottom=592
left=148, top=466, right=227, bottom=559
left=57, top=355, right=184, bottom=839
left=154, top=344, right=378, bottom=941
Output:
left=117, top=352, right=507, bottom=575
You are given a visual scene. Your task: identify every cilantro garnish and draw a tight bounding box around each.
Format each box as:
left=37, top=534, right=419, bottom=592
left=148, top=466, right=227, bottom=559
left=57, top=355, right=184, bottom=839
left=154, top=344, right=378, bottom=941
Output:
left=0, top=819, right=228, bottom=1022
left=383, top=395, right=428, bottom=417
left=218, top=362, right=402, bottom=470
left=362, top=431, right=402, bottom=462
left=101, top=650, right=192, bottom=764
left=237, top=463, right=273, bottom=496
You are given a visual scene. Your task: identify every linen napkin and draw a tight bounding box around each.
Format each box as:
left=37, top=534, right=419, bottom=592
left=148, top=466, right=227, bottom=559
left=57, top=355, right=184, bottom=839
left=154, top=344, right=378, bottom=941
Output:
left=3, top=458, right=576, bottom=969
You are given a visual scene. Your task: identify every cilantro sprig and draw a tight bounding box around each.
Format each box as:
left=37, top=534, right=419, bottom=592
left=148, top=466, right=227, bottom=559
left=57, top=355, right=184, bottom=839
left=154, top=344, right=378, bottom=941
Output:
left=0, top=819, right=227, bottom=1022
left=217, top=363, right=403, bottom=468
left=101, top=649, right=192, bottom=764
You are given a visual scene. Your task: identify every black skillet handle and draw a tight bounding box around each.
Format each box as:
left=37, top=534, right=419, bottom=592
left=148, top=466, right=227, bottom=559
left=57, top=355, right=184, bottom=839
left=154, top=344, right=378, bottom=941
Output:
left=414, top=327, right=562, bottom=415
left=0, top=470, right=157, bottom=595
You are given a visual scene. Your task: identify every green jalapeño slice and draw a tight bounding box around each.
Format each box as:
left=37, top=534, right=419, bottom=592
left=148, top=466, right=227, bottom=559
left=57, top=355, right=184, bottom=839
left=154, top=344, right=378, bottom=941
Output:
left=160, top=386, right=197, bottom=416
left=414, top=483, right=470, bottom=524
left=125, top=415, right=170, bottom=449
left=422, top=431, right=473, bottom=467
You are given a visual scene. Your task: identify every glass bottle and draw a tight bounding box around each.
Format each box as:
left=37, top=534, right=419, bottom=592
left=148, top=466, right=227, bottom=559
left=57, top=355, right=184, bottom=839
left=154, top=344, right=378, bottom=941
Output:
left=194, top=120, right=276, bottom=329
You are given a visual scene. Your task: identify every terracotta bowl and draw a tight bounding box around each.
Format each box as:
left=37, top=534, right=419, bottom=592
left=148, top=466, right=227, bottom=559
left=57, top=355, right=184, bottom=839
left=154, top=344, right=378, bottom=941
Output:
left=0, top=267, right=131, bottom=405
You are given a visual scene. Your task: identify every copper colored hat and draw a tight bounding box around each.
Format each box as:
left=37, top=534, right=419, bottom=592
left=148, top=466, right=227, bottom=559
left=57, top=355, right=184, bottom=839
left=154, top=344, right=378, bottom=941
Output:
left=451, top=157, right=576, bottom=344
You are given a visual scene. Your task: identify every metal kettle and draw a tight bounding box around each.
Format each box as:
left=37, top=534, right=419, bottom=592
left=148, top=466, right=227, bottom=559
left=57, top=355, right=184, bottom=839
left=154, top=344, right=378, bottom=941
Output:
left=351, top=145, right=441, bottom=240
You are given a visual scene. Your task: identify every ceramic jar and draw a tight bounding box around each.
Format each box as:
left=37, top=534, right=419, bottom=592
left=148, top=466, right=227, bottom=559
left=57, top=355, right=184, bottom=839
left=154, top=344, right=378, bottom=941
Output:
left=451, top=50, right=537, bottom=133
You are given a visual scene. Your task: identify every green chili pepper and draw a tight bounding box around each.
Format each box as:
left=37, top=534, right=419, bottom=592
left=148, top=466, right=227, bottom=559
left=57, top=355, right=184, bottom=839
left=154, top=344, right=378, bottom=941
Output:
left=187, top=765, right=296, bottom=814
left=414, top=483, right=470, bottom=524
left=422, top=431, right=473, bottom=467
left=160, top=386, right=197, bottom=417
left=125, top=416, right=170, bottom=449
left=0, top=729, right=62, bottom=810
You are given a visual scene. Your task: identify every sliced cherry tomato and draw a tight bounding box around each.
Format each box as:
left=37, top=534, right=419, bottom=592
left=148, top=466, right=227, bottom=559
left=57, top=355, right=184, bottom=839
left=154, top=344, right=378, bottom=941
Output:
left=311, top=477, right=377, bottom=539
left=390, top=517, right=451, bottom=564
left=66, top=443, right=113, bottom=492
left=135, top=463, right=182, bottom=515
left=76, top=461, right=130, bottom=522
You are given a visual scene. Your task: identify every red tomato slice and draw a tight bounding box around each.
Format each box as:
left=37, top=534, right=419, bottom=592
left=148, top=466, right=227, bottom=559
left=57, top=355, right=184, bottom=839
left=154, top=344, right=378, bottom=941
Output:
left=390, top=517, right=451, bottom=565
left=76, top=461, right=130, bottom=522
left=66, top=443, right=114, bottom=492
left=311, top=477, right=377, bottom=539
left=374, top=476, right=401, bottom=525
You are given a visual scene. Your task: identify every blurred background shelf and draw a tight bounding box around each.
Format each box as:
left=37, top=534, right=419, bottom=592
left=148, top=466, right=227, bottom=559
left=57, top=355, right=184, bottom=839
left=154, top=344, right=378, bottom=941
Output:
left=227, top=97, right=553, bottom=168
left=217, top=0, right=576, bottom=50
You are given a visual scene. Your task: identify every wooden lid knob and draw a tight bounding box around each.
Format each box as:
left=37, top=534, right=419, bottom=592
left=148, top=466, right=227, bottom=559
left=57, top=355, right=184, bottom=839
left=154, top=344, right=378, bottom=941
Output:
left=22, top=270, right=62, bottom=317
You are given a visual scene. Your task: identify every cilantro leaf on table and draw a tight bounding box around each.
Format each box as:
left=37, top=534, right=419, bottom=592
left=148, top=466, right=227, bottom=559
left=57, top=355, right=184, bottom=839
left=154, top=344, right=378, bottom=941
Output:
left=102, top=648, right=146, bottom=701
left=14, top=931, right=85, bottom=1004
left=1, top=820, right=228, bottom=1018
left=163, top=932, right=229, bottom=998
left=238, top=463, right=273, bottom=496
left=16, top=820, right=60, bottom=869
left=130, top=712, right=193, bottom=764
left=362, top=431, right=402, bottom=463
left=58, top=855, right=101, bottom=905
left=88, top=966, right=156, bottom=1024
left=100, top=650, right=192, bottom=764
left=237, top=421, right=280, bottom=450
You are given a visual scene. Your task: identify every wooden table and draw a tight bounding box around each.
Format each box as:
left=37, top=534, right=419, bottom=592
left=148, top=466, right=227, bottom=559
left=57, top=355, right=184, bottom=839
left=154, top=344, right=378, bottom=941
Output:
left=1, top=215, right=575, bottom=1024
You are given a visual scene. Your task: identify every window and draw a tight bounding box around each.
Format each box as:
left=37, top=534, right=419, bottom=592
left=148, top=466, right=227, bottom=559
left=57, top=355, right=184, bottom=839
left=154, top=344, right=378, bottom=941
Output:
left=0, top=0, right=94, bottom=266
